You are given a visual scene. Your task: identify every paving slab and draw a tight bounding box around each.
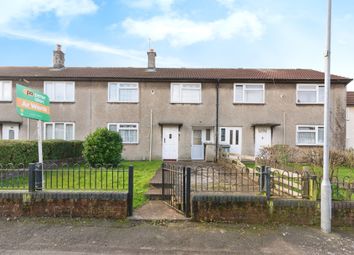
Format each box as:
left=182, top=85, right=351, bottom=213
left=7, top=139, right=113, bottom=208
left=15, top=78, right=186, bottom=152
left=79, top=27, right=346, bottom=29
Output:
left=131, top=200, right=187, bottom=221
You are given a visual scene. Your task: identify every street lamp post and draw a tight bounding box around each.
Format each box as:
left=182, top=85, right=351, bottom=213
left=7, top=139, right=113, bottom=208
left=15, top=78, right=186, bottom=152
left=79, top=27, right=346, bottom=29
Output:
left=321, top=0, right=332, bottom=233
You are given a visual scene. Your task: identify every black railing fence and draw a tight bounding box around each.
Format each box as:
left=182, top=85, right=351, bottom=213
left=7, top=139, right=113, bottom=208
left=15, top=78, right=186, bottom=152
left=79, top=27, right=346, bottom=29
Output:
left=161, top=162, right=353, bottom=204
left=0, top=162, right=134, bottom=216
left=162, top=163, right=191, bottom=217
left=0, top=163, right=28, bottom=190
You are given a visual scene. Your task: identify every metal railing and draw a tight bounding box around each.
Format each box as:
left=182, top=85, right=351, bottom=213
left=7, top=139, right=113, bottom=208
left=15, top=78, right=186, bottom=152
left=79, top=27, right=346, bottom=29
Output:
left=0, top=163, right=29, bottom=190
left=0, top=163, right=134, bottom=216
left=191, top=165, right=259, bottom=193
left=40, top=163, right=130, bottom=191
left=162, top=163, right=191, bottom=217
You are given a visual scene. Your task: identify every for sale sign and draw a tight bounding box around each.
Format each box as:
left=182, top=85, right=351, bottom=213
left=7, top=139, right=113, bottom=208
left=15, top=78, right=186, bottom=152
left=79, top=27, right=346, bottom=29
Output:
left=16, top=84, right=51, bottom=122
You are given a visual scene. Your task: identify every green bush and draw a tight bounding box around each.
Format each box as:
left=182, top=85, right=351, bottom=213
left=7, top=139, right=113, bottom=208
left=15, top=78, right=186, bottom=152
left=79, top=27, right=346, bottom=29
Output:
left=82, top=128, right=123, bottom=166
left=0, top=140, right=83, bottom=165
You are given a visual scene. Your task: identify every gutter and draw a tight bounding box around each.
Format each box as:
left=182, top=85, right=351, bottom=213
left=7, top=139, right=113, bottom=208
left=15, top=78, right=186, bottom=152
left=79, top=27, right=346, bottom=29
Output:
left=215, top=79, right=220, bottom=162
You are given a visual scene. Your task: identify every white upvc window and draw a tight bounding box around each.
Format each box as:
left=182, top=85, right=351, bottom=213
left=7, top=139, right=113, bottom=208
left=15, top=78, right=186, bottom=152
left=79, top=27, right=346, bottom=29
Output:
left=0, top=81, right=12, bottom=101
left=296, top=84, right=324, bottom=104
left=108, top=82, right=139, bottom=103
left=107, top=123, right=139, bottom=144
left=44, top=81, right=75, bottom=102
left=44, top=122, right=75, bottom=140
left=170, top=83, right=202, bottom=103
left=234, top=83, right=265, bottom=104
left=296, top=125, right=324, bottom=146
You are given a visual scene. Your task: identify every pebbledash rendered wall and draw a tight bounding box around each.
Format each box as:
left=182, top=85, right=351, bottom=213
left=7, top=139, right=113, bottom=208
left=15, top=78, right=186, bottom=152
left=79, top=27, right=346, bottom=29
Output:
left=192, top=194, right=354, bottom=227
left=0, top=191, right=128, bottom=219
left=0, top=80, right=347, bottom=160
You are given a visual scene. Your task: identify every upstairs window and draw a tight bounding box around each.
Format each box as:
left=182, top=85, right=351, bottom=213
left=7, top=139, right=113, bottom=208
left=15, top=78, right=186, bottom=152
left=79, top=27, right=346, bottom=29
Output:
left=296, top=84, right=324, bottom=104
left=234, top=83, right=265, bottom=104
left=171, top=83, right=202, bottom=103
left=296, top=125, right=324, bottom=146
left=44, top=122, right=75, bottom=140
left=108, top=123, right=139, bottom=144
left=0, top=81, right=12, bottom=101
left=108, top=82, right=139, bottom=103
left=44, top=81, right=75, bottom=102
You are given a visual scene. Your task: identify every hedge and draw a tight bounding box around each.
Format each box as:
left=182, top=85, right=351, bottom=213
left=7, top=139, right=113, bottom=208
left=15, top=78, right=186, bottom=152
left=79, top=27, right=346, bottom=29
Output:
left=0, top=140, right=83, bottom=165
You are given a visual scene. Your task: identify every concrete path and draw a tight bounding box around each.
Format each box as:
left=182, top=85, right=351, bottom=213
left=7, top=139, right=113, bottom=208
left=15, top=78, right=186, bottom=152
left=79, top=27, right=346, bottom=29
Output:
left=131, top=200, right=187, bottom=220
left=0, top=218, right=353, bottom=254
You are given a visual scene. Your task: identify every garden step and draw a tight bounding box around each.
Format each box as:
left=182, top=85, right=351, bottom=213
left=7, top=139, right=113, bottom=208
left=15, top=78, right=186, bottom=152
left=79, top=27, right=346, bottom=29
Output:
left=149, top=168, right=172, bottom=188
left=145, top=187, right=171, bottom=200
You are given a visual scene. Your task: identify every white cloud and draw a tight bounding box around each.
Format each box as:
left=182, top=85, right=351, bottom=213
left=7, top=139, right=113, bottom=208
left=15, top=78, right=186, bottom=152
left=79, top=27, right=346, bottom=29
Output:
left=0, top=28, right=187, bottom=67
left=0, top=0, right=98, bottom=26
left=124, top=0, right=176, bottom=12
left=122, top=11, right=264, bottom=47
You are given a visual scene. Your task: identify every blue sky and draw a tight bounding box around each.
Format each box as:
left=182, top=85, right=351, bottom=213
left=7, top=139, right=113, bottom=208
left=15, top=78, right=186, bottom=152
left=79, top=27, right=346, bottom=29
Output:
left=0, top=0, right=353, bottom=90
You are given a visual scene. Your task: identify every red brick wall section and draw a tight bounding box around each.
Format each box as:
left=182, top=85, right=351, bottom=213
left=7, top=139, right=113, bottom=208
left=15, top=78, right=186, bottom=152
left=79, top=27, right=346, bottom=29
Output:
left=192, top=194, right=354, bottom=227
left=0, top=191, right=128, bottom=219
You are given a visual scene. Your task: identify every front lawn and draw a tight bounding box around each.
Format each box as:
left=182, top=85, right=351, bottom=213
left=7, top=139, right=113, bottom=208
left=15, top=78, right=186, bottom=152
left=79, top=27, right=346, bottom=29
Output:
left=120, top=160, right=161, bottom=208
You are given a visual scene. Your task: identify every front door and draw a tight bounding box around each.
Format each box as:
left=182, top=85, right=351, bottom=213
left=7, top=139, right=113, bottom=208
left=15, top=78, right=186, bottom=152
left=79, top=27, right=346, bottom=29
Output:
left=220, top=127, right=242, bottom=154
left=2, top=124, right=19, bottom=140
left=162, top=126, right=179, bottom=160
left=255, top=126, right=271, bottom=156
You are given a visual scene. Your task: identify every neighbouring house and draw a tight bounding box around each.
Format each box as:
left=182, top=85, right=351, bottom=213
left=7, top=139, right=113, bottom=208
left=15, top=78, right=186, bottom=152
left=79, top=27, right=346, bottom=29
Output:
left=0, top=45, right=352, bottom=160
left=347, top=91, right=354, bottom=148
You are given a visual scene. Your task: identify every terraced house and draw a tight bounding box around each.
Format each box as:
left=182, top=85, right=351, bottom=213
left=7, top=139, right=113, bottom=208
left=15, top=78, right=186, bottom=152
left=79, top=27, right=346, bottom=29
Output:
left=0, top=45, right=351, bottom=160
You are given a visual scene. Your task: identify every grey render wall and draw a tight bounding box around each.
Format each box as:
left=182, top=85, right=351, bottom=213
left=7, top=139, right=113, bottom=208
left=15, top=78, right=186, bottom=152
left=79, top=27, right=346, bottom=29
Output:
left=0, top=79, right=347, bottom=159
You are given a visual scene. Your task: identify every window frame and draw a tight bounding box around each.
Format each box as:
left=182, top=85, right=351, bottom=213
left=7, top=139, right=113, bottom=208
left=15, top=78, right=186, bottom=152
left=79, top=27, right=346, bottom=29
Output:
left=296, top=125, right=324, bottom=146
left=44, top=122, right=75, bottom=140
left=107, top=82, right=139, bottom=103
left=44, top=81, right=75, bottom=102
left=296, top=84, right=324, bottom=104
left=233, top=83, right=265, bottom=104
left=0, top=80, right=12, bottom=102
left=107, top=123, right=139, bottom=144
left=170, top=83, right=202, bottom=104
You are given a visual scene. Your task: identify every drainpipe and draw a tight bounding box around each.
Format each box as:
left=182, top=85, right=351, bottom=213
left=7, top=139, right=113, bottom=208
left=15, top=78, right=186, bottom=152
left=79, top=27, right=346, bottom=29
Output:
left=215, top=79, right=220, bottom=162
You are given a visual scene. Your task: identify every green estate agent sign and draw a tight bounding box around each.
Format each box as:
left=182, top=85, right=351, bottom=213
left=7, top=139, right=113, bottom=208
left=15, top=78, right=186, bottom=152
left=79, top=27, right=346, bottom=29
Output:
left=16, top=84, right=51, bottom=122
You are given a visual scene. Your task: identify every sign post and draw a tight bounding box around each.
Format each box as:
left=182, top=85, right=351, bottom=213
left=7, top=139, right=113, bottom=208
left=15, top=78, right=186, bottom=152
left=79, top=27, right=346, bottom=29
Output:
left=16, top=84, right=50, bottom=189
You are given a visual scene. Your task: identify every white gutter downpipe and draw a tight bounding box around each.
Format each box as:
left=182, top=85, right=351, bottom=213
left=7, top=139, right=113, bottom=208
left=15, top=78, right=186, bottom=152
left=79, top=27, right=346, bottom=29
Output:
left=321, top=0, right=332, bottom=233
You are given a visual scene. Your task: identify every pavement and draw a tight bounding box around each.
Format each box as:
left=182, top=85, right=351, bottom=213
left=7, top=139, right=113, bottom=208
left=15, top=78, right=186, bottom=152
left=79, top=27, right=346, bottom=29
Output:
left=131, top=200, right=187, bottom=220
left=0, top=217, right=353, bottom=254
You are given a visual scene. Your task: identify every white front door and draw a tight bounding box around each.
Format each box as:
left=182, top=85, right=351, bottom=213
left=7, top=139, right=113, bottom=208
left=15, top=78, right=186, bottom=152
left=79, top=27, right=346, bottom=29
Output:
left=2, top=124, right=19, bottom=140
left=162, top=126, right=179, bottom=160
left=255, top=126, right=271, bottom=156
left=220, top=127, right=242, bottom=154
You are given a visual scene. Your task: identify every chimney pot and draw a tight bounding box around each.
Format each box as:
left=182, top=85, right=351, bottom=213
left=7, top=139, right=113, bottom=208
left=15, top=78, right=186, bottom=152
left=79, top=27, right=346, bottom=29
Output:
left=53, top=44, right=65, bottom=69
left=147, top=49, right=156, bottom=70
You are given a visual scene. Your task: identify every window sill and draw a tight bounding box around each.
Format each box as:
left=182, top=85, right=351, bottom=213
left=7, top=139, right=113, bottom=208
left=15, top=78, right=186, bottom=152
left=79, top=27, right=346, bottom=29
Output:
left=296, top=144, right=323, bottom=147
left=122, top=143, right=139, bottom=145
left=107, top=101, right=139, bottom=104
left=296, top=103, right=324, bottom=105
left=233, top=102, right=265, bottom=105
left=0, top=100, right=12, bottom=103
left=170, top=102, right=202, bottom=105
left=50, top=101, right=76, bottom=104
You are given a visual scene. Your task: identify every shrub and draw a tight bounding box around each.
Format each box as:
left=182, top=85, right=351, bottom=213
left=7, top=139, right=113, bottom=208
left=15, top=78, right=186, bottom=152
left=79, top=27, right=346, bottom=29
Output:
left=0, top=140, right=83, bottom=165
left=82, top=128, right=123, bottom=166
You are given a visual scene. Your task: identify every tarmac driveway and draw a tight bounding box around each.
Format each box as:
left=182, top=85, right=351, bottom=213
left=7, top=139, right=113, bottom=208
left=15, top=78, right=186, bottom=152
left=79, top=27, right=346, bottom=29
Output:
left=0, top=218, right=353, bottom=255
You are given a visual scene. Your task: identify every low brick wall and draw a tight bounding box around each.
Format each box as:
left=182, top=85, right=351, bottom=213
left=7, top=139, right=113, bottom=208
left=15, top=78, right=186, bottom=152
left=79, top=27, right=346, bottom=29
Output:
left=192, top=193, right=354, bottom=227
left=0, top=191, right=128, bottom=219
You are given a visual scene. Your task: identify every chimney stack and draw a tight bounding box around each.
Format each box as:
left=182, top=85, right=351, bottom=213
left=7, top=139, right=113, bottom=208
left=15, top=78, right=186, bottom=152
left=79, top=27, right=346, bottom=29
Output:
left=147, top=49, right=156, bottom=70
left=53, top=44, right=65, bottom=69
